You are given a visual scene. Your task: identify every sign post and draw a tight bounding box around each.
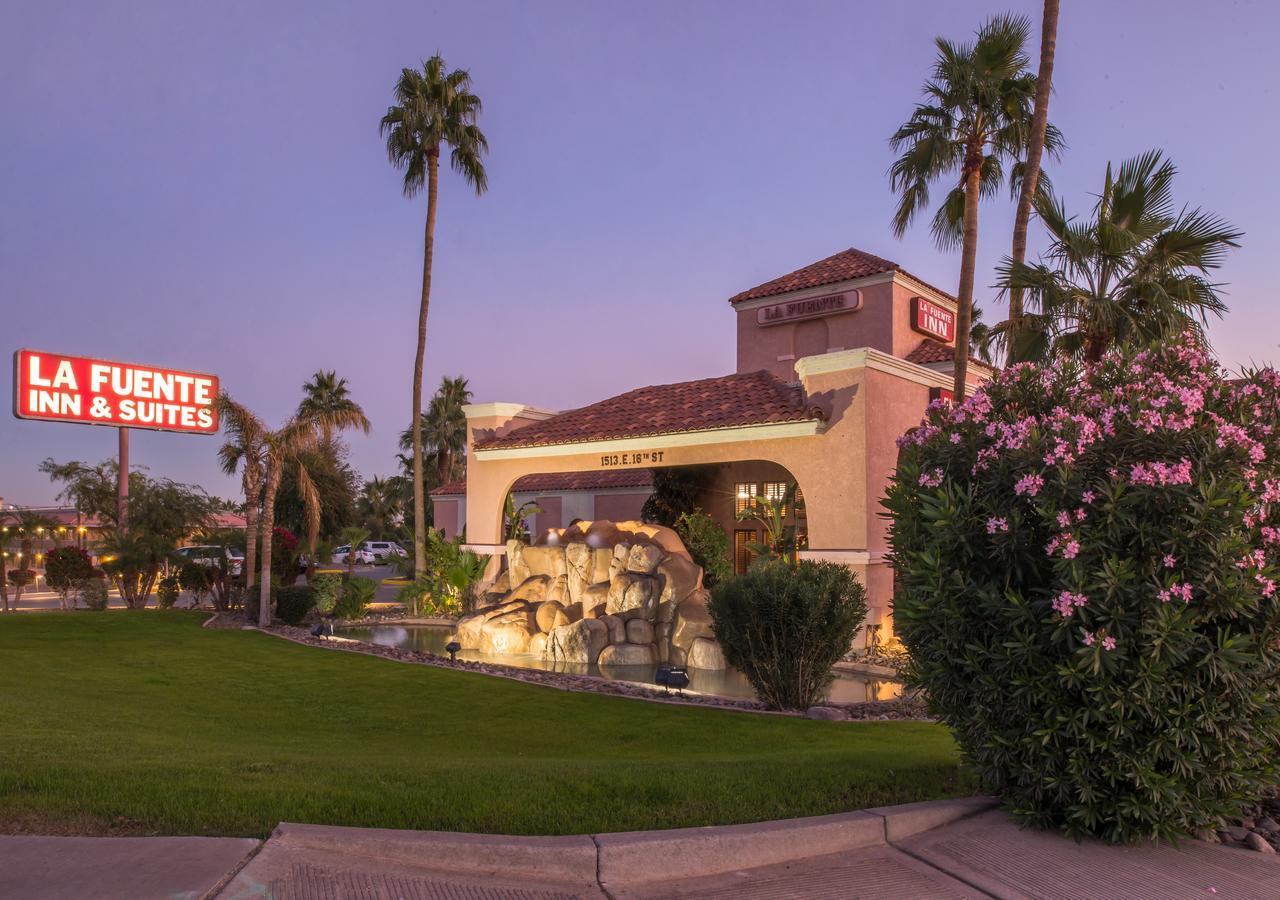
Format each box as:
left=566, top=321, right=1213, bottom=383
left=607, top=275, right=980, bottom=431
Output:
left=118, top=426, right=129, bottom=533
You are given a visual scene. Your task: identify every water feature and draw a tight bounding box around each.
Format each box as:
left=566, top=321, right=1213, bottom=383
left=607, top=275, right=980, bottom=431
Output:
left=341, top=623, right=901, bottom=704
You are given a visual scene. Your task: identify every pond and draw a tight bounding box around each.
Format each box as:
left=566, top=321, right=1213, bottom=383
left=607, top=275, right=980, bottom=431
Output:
left=340, top=624, right=901, bottom=704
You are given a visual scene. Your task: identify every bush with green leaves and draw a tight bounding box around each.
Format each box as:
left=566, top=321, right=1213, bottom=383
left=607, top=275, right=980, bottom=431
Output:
left=708, top=559, right=867, bottom=710
left=311, top=573, right=342, bottom=616
left=883, top=338, right=1280, bottom=843
left=273, top=585, right=316, bottom=626
left=155, top=574, right=181, bottom=609
left=80, top=574, right=109, bottom=611
left=332, top=577, right=376, bottom=620
left=675, top=509, right=732, bottom=588
left=178, top=561, right=212, bottom=606
left=44, top=546, right=94, bottom=611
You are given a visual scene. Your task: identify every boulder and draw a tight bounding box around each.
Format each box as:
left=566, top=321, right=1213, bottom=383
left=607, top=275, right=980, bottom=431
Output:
left=590, top=547, right=614, bottom=584
left=454, top=613, right=485, bottom=650
left=668, top=644, right=687, bottom=667
left=1245, top=832, right=1276, bottom=854
left=535, top=600, right=570, bottom=633
left=545, top=619, right=608, bottom=665
left=581, top=583, right=610, bottom=618
left=565, top=542, right=592, bottom=604
left=600, top=614, right=627, bottom=644
left=805, top=706, right=847, bottom=721
left=479, top=622, right=532, bottom=655
left=545, top=574, right=570, bottom=605
left=506, top=539, right=530, bottom=586
left=487, top=609, right=534, bottom=628
left=485, top=571, right=511, bottom=595
left=687, top=637, right=726, bottom=670
left=483, top=599, right=531, bottom=621
left=625, top=543, right=664, bottom=575
left=671, top=593, right=715, bottom=649
left=562, top=602, right=584, bottom=623
left=657, top=554, right=702, bottom=610
left=654, top=622, right=671, bottom=662
left=609, top=543, right=631, bottom=580
left=598, top=643, right=656, bottom=667
left=529, top=632, right=547, bottom=656
left=522, top=545, right=567, bottom=579
left=584, top=520, right=624, bottom=550
left=626, top=619, right=654, bottom=644
left=508, top=576, right=550, bottom=604
left=605, top=573, right=659, bottom=620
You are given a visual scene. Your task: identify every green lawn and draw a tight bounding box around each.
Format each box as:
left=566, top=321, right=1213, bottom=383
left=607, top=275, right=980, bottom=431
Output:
left=0, top=612, right=974, bottom=838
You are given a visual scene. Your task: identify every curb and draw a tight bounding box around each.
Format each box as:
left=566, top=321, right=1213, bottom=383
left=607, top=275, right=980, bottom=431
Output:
left=240, top=797, right=1000, bottom=892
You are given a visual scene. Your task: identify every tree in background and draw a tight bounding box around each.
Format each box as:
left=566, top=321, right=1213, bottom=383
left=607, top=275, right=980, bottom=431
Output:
left=381, top=57, right=489, bottom=579
left=43, top=546, right=93, bottom=611
left=41, top=460, right=216, bottom=608
left=995, top=151, right=1242, bottom=363
left=298, top=370, right=369, bottom=444
left=889, top=14, right=1060, bottom=399
left=358, top=476, right=405, bottom=539
left=217, top=399, right=266, bottom=592
left=338, top=525, right=371, bottom=576
left=295, top=371, right=369, bottom=560
left=640, top=466, right=719, bottom=527
left=274, top=443, right=359, bottom=553
left=399, top=376, right=473, bottom=490
left=1005, top=0, right=1060, bottom=362
left=216, top=395, right=368, bottom=627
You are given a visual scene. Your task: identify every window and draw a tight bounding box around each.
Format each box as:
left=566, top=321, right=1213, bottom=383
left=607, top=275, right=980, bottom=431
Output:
left=734, top=529, right=757, bottom=574
left=734, top=482, right=758, bottom=515
left=763, top=481, right=788, bottom=515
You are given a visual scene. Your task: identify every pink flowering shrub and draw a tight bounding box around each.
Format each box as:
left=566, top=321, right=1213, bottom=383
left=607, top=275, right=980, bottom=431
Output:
left=883, top=338, right=1280, bottom=843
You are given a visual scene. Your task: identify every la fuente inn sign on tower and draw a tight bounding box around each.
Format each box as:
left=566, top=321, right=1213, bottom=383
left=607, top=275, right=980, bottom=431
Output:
left=13, top=349, right=220, bottom=529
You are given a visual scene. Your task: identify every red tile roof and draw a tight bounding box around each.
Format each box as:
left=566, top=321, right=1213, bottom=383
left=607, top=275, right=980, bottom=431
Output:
left=905, top=339, right=996, bottom=371
left=728, top=246, right=956, bottom=305
left=431, top=469, right=654, bottom=498
left=472, top=370, right=824, bottom=451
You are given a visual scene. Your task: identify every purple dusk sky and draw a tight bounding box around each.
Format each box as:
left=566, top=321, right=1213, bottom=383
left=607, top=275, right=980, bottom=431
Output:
left=2, top=1, right=1278, bottom=506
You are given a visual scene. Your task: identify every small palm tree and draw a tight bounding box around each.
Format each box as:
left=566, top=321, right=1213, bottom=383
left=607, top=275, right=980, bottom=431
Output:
left=889, top=14, right=1059, bottom=398
left=338, top=525, right=371, bottom=577
left=217, top=395, right=368, bottom=627
left=358, top=476, right=404, bottom=539
left=996, top=151, right=1242, bottom=363
left=381, top=56, right=488, bottom=579
left=399, top=375, right=472, bottom=489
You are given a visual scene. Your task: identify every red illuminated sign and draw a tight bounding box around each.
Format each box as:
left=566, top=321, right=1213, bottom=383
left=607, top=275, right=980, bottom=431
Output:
left=910, top=296, right=956, bottom=342
left=13, top=349, right=219, bottom=434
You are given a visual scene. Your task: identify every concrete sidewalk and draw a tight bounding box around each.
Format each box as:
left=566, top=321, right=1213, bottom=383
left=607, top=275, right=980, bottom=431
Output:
left=6, top=799, right=1279, bottom=899
left=0, top=834, right=258, bottom=900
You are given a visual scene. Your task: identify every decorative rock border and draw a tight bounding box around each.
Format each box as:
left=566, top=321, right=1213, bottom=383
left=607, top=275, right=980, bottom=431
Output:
left=205, top=612, right=930, bottom=721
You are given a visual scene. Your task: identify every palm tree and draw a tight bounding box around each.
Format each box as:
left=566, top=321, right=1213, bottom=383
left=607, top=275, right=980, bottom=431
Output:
left=995, top=151, right=1242, bottom=363
left=381, top=56, right=488, bottom=579
left=217, top=398, right=266, bottom=592
left=1005, top=0, right=1060, bottom=363
left=399, top=375, right=472, bottom=488
left=339, top=525, right=371, bottom=577
left=358, top=476, right=404, bottom=539
left=889, top=14, right=1057, bottom=398
left=298, top=370, right=370, bottom=444
left=217, top=396, right=368, bottom=627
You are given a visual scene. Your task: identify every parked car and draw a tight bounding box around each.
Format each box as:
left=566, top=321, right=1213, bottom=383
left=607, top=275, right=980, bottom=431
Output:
left=364, top=541, right=407, bottom=562
left=175, top=545, right=243, bottom=576
left=331, top=545, right=376, bottom=566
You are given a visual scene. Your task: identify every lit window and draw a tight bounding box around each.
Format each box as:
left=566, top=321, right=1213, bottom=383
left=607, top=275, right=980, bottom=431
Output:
left=734, top=529, right=756, bottom=574
left=763, top=481, right=788, bottom=515
left=734, top=482, right=759, bottom=515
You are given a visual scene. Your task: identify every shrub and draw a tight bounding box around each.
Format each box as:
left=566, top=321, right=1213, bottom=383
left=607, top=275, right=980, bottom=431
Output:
left=883, top=338, right=1280, bottom=843
left=311, top=573, right=342, bottom=615
left=332, top=577, right=376, bottom=620
left=44, top=547, right=94, bottom=610
left=675, top=509, right=732, bottom=588
left=271, top=527, right=301, bottom=585
left=178, top=561, right=212, bottom=605
left=80, top=574, right=109, bottom=611
left=708, top=559, right=867, bottom=710
left=273, top=585, right=316, bottom=626
left=156, top=574, right=181, bottom=609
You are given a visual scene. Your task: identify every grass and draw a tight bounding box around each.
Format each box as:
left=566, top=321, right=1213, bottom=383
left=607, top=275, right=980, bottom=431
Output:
left=0, top=611, right=975, bottom=838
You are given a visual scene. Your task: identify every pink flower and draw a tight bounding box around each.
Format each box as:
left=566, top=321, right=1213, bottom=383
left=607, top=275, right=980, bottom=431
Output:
left=1081, top=490, right=1097, bottom=504
left=1056, top=511, right=1072, bottom=529
left=986, top=517, right=1009, bottom=534
left=1053, top=590, right=1089, bottom=618
left=1102, top=636, right=1117, bottom=651
left=1063, top=540, right=1081, bottom=560
left=1015, top=473, right=1044, bottom=497
left=918, top=468, right=944, bottom=488
left=1162, top=554, right=1177, bottom=568
left=1082, top=630, right=1095, bottom=646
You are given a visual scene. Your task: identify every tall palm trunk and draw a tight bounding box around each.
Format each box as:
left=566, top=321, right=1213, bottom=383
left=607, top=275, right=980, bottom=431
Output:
left=257, top=463, right=282, bottom=628
left=412, top=149, right=440, bottom=579
left=243, top=474, right=259, bottom=593
left=953, top=149, right=983, bottom=399
left=0, top=546, right=8, bottom=613
left=1006, top=0, right=1059, bottom=364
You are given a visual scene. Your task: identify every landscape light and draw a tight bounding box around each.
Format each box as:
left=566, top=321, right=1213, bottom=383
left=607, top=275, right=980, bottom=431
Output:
left=445, top=640, right=461, bottom=662
left=655, top=665, right=690, bottom=696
